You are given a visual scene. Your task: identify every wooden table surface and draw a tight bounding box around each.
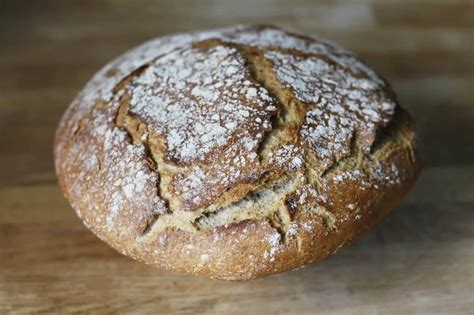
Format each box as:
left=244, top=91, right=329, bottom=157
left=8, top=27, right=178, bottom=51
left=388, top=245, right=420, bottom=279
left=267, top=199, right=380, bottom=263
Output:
left=1, top=0, right=473, bottom=314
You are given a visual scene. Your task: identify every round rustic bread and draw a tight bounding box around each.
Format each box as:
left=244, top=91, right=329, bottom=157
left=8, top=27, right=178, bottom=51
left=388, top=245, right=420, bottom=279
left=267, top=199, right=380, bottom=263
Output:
left=55, top=25, right=421, bottom=280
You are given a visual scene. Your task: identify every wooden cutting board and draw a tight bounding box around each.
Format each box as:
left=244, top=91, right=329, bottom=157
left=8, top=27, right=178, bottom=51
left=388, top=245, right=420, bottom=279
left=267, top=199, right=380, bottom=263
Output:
left=1, top=0, right=473, bottom=313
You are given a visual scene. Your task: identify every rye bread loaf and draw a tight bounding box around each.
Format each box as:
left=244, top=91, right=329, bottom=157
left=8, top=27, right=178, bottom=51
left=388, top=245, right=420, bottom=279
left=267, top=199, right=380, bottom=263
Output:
left=55, top=25, right=421, bottom=280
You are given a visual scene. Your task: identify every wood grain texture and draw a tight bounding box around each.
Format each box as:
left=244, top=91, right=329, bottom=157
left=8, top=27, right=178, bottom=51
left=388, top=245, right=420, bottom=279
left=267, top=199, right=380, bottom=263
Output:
left=0, top=0, right=473, bottom=314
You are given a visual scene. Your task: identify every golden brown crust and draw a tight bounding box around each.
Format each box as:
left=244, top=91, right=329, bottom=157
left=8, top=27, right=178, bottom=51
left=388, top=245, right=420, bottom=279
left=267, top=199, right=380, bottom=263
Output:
left=55, top=25, right=421, bottom=280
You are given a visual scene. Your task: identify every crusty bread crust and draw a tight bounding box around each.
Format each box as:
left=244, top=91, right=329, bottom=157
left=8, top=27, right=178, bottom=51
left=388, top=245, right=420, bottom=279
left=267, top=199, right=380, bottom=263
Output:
left=55, top=25, right=421, bottom=280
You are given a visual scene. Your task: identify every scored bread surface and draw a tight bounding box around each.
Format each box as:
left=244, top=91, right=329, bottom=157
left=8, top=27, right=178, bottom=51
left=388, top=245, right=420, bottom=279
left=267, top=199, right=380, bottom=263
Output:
left=55, top=25, right=421, bottom=280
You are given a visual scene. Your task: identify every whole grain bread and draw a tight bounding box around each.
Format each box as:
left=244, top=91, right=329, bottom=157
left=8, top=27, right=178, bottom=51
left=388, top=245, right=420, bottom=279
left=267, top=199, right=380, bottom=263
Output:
left=55, top=25, right=421, bottom=280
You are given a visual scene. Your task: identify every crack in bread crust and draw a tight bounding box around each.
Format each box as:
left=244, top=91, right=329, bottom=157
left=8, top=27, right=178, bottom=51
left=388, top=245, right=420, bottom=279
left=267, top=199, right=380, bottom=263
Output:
left=101, top=29, right=409, bottom=241
left=228, top=42, right=306, bottom=164
left=109, top=39, right=412, bottom=240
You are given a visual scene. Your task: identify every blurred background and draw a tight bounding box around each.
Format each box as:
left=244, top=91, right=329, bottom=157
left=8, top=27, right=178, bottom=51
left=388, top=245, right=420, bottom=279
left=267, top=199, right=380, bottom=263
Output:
left=0, top=0, right=473, bottom=314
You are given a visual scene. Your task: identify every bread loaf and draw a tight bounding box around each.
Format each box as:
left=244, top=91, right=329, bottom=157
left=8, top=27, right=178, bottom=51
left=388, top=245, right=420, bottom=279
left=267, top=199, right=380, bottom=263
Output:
left=55, top=25, right=421, bottom=280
